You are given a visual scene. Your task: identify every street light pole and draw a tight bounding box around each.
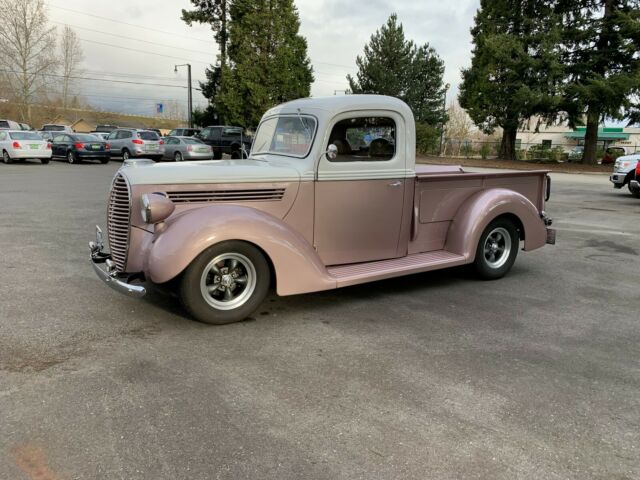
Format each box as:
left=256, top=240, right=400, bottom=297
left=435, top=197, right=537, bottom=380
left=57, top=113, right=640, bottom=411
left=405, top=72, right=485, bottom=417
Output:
left=174, top=63, right=192, bottom=128
left=439, top=83, right=450, bottom=157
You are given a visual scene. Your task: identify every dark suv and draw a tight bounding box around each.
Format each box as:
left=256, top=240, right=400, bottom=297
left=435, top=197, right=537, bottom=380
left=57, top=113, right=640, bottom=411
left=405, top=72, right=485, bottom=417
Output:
left=168, top=128, right=200, bottom=137
left=196, top=126, right=251, bottom=159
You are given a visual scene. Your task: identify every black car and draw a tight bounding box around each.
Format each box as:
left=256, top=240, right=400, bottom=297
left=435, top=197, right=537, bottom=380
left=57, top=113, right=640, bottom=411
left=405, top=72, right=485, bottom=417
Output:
left=196, top=126, right=252, bottom=159
left=51, top=133, right=110, bottom=164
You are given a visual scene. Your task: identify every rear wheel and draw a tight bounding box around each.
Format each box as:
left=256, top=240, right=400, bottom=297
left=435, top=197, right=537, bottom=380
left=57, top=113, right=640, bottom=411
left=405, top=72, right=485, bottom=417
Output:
left=174, top=151, right=183, bottom=162
left=231, top=149, right=241, bottom=159
left=213, top=151, right=223, bottom=160
left=122, top=149, right=130, bottom=161
left=40, top=158, right=50, bottom=164
left=100, top=157, right=109, bottom=164
left=3, top=151, right=12, bottom=164
left=474, top=218, right=519, bottom=280
left=67, top=151, right=79, bottom=164
left=180, top=241, right=270, bottom=325
left=628, top=182, right=640, bottom=198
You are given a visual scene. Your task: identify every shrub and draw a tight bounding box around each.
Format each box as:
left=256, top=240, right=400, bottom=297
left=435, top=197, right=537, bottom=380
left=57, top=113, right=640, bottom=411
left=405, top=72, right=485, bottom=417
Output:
left=479, top=143, right=491, bottom=159
left=415, top=122, right=440, bottom=155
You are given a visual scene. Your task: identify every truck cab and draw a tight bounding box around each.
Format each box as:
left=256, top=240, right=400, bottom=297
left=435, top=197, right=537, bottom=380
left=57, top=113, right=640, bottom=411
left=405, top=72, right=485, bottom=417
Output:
left=90, top=95, right=554, bottom=324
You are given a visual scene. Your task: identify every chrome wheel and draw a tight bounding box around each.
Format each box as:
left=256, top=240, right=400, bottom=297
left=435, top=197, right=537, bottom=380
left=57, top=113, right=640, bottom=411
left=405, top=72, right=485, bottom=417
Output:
left=199, top=253, right=257, bottom=311
left=122, top=150, right=130, bottom=160
left=174, top=151, right=183, bottom=161
left=483, top=227, right=511, bottom=269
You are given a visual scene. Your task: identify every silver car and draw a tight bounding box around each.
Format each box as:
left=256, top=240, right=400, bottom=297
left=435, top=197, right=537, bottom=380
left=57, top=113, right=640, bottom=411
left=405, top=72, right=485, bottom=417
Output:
left=162, top=136, right=213, bottom=161
left=609, top=154, right=640, bottom=196
left=0, top=130, right=51, bottom=164
left=106, top=128, right=165, bottom=161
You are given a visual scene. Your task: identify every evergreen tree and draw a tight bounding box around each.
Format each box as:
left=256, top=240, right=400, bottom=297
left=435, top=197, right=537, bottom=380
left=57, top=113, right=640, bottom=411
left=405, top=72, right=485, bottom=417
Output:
left=348, top=14, right=447, bottom=126
left=558, top=0, right=640, bottom=164
left=459, top=1, right=563, bottom=160
left=215, top=0, right=313, bottom=128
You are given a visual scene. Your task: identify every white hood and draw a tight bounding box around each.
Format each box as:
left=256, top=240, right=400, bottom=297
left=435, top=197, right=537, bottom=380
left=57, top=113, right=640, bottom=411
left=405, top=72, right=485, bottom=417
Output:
left=119, top=159, right=302, bottom=185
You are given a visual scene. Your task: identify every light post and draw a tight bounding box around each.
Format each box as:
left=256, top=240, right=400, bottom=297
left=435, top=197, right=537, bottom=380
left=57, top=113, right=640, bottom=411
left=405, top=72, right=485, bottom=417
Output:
left=439, top=83, right=450, bottom=156
left=174, top=63, right=192, bottom=128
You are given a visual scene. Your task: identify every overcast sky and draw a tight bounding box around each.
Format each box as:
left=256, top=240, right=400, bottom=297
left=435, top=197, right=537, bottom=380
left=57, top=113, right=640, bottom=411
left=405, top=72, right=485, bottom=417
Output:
left=46, top=0, right=479, bottom=118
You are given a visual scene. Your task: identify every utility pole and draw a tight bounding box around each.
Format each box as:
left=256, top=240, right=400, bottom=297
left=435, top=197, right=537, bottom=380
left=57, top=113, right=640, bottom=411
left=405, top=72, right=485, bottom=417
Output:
left=174, top=64, right=193, bottom=127
left=439, top=83, right=450, bottom=156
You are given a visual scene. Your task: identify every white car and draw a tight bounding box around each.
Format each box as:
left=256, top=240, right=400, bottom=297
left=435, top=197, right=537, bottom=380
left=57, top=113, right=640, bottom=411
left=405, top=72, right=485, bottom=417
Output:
left=0, top=130, right=51, bottom=164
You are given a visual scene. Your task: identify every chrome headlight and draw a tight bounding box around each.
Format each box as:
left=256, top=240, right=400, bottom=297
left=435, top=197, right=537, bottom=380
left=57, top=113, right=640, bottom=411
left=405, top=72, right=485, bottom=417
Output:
left=141, top=192, right=175, bottom=224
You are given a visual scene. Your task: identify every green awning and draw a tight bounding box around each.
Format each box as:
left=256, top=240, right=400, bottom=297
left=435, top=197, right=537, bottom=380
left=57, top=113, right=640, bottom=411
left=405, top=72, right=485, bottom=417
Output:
left=565, top=127, right=630, bottom=140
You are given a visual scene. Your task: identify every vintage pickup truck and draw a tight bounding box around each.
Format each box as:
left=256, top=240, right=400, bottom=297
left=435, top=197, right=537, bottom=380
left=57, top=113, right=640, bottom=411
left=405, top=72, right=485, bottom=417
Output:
left=90, top=95, right=555, bottom=324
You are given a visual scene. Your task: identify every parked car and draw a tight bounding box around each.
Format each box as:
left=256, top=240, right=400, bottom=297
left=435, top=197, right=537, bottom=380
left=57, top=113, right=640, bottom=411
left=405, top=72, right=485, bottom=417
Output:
left=90, top=95, right=555, bottom=325
left=168, top=128, right=201, bottom=137
left=0, top=130, right=51, bottom=164
left=51, top=133, right=110, bottom=164
left=601, top=146, right=627, bottom=165
left=19, top=123, right=32, bottom=131
left=567, top=146, right=584, bottom=163
left=609, top=154, right=640, bottom=196
left=148, top=128, right=162, bottom=137
left=95, top=124, right=118, bottom=134
left=105, top=128, right=165, bottom=161
left=92, top=132, right=111, bottom=141
left=196, top=125, right=251, bottom=159
left=40, top=124, right=74, bottom=133
left=0, top=119, right=21, bottom=130
left=162, top=136, right=213, bottom=161
left=628, top=162, right=640, bottom=199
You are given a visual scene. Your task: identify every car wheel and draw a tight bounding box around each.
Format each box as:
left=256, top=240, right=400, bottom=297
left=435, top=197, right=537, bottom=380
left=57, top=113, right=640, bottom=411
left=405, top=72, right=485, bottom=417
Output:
left=122, top=149, right=130, bottom=161
left=474, top=217, right=519, bottom=280
left=100, top=158, right=109, bottom=164
left=174, top=151, right=183, bottom=162
left=67, top=151, right=78, bottom=164
left=179, top=241, right=270, bottom=325
left=213, top=151, right=223, bottom=160
left=41, top=158, right=50, bottom=164
left=629, top=182, right=640, bottom=198
left=2, top=151, right=11, bottom=164
left=231, top=150, right=241, bottom=159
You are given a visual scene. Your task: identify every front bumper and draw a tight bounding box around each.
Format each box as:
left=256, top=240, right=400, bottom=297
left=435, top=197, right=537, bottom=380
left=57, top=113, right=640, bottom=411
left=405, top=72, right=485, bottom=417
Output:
left=610, top=172, right=629, bottom=187
left=90, top=226, right=146, bottom=297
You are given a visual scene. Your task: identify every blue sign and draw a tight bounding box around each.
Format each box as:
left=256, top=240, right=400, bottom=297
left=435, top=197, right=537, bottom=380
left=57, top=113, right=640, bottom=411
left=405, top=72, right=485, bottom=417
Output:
left=156, top=103, right=164, bottom=114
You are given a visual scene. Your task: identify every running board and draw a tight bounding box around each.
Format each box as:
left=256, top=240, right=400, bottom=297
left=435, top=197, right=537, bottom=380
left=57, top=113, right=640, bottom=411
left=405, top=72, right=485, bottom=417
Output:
left=327, top=250, right=467, bottom=288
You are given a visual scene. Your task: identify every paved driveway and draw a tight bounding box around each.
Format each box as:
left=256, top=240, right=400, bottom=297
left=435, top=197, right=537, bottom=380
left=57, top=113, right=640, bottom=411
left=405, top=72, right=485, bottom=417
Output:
left=0, top=162, right=638, bottom=479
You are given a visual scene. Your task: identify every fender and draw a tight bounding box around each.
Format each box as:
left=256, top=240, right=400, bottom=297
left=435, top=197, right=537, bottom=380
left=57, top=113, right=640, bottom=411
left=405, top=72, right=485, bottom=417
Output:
left=444, top=188, right=546, bottom=261
left=144, top=204, right=336, bottom=295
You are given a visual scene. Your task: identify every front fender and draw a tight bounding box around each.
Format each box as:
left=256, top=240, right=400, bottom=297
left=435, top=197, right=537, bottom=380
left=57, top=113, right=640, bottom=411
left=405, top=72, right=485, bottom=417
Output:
left=444, top=188, right=546, bottom=261
left=145, top=205, right=335, bottom=295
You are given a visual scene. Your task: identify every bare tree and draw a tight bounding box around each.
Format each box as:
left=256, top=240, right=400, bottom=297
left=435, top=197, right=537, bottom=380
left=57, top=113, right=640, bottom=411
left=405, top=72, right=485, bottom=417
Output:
left=59, top=25, right=83, bottom=111
left=444, top=101, right=474, bottom=156
left=0, top=0, right=57, bottom=123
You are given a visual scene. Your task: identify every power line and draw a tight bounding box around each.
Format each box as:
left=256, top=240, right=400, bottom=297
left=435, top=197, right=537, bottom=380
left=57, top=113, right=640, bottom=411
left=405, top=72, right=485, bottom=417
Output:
left=52, top=21, right=216, bottom=57
left=46, top=2, right=213, bottom=44
left=78, top=38, right=212, bottom=65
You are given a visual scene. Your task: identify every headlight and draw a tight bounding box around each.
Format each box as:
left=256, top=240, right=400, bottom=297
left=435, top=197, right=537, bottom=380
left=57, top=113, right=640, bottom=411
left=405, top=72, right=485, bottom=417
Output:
left=141, top=192, right=175, bottom=224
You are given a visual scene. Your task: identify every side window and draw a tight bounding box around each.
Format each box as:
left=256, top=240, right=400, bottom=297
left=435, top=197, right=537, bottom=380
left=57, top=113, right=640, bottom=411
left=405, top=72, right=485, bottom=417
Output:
left=0, top=132, right=6, bottom=141
left=168, top=137, right=179, bottom=145
left=209, top=128, right=222, bottom=141
left=117, top=131, right=132, bottom=139
left=327, top=117, right=396, bottom=162
left=107, top=131, right=117, bottom=140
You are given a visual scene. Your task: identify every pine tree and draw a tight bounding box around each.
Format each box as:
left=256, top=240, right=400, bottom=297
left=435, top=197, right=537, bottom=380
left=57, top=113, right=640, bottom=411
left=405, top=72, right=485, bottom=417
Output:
left=347, top=14, right=447, bottom=126
left=459, top=0, right=564, bottom=160
left=558, top=0, right=640, bottom=164
left=215, top=0, right=313, bottom=128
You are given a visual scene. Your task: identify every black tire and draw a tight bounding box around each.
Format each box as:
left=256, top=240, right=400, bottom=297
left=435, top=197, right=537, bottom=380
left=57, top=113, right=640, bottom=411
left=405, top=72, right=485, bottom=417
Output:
left=231, top=150, right=241, bottom=159
left=174, top=151, right=183, bottom=162
left=179, top=241, right=270, bottom=325
left=3, top=151, right=12, bottom=164
left=41, top=158, right=50, bottom=164
left=122, top=149, right=130, bottom=161
left=100, top=157, right=109, bottom=164
left=474, top=217, right=519, bottom=280
left=67, top=151, right=79, bottom=164
left=628, top=182, right=640, bottom=198
left=213, top=151, right=223, bottom=160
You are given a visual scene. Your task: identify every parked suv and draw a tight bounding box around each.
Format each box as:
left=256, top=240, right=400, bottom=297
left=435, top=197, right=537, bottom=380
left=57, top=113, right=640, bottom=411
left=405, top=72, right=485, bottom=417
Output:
left=609, top=154, right=640, bottom=196
left=168, top=128, right=200, bottom=137
left=196, top=126, right=251, bottom=159
left=106, top=129, right=165, bottom=161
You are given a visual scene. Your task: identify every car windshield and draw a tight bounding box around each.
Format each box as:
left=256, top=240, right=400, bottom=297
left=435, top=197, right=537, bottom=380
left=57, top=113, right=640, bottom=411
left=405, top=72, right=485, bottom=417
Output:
left=138, top=131, right=159, bottom=141
left=75, top=134, right=100, bottom=142
left=184, top=138, right=204, bottom=144
left=252, top=116, right=316, bottom=157
left=9, top=131, right=42, bottom=140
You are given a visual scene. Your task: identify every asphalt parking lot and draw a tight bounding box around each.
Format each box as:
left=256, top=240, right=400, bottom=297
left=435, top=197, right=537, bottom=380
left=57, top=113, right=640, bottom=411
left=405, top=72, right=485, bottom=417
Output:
left=1, top=160, right=639, bottom=480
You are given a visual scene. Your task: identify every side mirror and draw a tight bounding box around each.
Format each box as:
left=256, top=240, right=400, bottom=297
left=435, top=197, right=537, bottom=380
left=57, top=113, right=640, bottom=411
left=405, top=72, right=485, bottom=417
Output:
left=326, top=144, right=338, bottom=160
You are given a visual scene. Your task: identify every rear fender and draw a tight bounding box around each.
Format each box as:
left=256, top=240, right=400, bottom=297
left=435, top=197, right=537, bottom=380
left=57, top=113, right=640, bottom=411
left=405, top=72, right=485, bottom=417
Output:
left=444, top=188, right=546, bottom=261
left=145, top=204, right=335, bottom=295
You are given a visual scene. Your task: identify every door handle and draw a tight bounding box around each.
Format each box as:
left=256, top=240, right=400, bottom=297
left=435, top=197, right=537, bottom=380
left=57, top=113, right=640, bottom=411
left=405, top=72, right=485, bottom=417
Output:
left=388, top=181, right=402, bottom=187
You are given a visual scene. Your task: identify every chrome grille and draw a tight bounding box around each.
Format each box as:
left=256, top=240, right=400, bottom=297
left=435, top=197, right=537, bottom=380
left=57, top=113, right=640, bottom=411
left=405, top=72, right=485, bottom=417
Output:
left=107, top=173, right=131, bottom=271
left=166, top=188, right=285, bottom=204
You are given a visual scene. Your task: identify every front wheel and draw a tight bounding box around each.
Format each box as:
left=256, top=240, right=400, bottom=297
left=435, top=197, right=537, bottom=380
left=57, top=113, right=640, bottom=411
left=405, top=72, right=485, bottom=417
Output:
left=628, top=182, right=640, bottom=198
left=179, top=241, right=270, bottom=325
left=474, top=218, right=519, bottom=280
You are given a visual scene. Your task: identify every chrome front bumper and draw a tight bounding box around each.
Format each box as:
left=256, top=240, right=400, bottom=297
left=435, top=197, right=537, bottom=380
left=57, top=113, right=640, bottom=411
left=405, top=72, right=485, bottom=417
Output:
left=90, top=226, right=146, bottom=298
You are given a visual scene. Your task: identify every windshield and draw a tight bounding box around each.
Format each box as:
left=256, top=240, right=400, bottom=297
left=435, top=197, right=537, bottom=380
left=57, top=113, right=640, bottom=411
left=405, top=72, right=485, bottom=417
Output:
left=252, top=116, right=316, bottom=158
left=10, top=131, right=42, bottom=140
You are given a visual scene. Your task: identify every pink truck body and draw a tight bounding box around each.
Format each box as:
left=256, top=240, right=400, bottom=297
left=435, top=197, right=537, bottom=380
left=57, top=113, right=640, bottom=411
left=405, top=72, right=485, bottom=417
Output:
left=90, top=95, right=554, bottom=322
